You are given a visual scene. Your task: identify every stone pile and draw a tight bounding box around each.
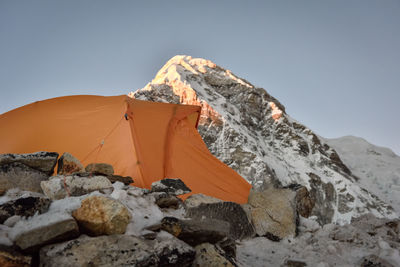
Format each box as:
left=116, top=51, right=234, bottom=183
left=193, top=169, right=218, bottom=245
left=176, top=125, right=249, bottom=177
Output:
left=3, top=151, right=391, bottom=266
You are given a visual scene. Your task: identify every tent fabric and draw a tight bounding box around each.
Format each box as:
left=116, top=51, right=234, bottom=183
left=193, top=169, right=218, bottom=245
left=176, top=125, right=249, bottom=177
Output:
left=0, top=95, right=251, bottom=203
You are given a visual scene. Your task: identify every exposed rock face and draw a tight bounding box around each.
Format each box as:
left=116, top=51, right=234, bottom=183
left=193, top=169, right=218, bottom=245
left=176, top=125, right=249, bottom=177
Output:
left=39, top=234, right=195, bottom=267
left=185, top=195, right=254, bottom=240
left=85, top=163, right=114, bottom=176
left=40, top=174, right=112, bottom=200
left=193, top=243, right=237, bottom=267
left=151, top=178, right=191, bottom=196
left=248, top=188, right=297, bottom=240
left=0, top=152, right=58, bottom=175
left=132, top=55, right=397, bottom=224
left=0, top=247, right=31, bottom=267
left=57, top=152, right=84, bottom=175
left=160, top=216, right=230, bottom=246
left=72, top=195, right=131, bottom=236
left=0, top=162, right=49, bottom=193
left=10, top=213, right=79, bottom=252
left=0, top=193, right=50, bottom=223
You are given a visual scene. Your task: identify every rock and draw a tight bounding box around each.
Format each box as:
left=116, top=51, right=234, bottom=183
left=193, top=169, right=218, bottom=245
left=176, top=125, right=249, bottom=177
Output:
left=193, top=243, right=237, bottom=267
left=0, top=193, right=50, bottom=223
left=40, top=174, right=112, bottom=200
left=0, top=246, right=31, bottom=267
left=0, top=162, right=49, bottom=193
left=160, top=216, right=230, bottom=246
left=0, top=152, right=59, bottom=175
left=359, top=255, right=394, bottom=267
left=72, top=195, right=131, bottom=236
left=151, top=178, right=191, bottom=196
left=247, top=188, right=297, bottom=240
left=107, top=174, right=133, bottom=185
left=85, top=163, right=114, bottom=176
left=57, top=152, right=84, bottom=175
left=185, top=195, right=255, bottom=240
left=284, top=259, right=307, bottom=267
left=11, top=213, right=79, bottom=252
left=40, top=233, right=195, bottom=267
left=284, top=184, right=315, bottom=218
left=155, top=193, right=182, bottom=209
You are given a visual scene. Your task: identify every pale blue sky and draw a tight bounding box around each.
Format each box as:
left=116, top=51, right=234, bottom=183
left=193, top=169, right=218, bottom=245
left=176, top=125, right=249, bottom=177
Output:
left=0, top=0, right=399, bottom=154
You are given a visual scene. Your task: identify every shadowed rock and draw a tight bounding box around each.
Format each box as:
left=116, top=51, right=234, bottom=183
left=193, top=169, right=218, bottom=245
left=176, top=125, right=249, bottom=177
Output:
left=0, top=152, right=58, bottom=175
left=151, top=178, right=191, bottom=196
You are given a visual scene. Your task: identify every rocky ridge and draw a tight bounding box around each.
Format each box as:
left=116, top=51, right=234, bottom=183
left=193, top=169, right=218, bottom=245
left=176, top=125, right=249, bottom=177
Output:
left=132, top=55, right=397, bottom=224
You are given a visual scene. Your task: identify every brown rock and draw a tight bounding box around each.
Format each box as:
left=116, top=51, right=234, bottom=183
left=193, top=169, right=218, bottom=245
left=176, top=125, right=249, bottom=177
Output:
left=0, top=247, right=31, bottom=267
left=248, top=188, right=297, bottom=240
left=193, top=243, right=237, bottom=267
left=107, top=175, right=134, bottom=185
left=57, top=152, right=84, bottom=175
left=85, top=163, right=114, bottom=176
left=72, top=195, right=131, bottom=236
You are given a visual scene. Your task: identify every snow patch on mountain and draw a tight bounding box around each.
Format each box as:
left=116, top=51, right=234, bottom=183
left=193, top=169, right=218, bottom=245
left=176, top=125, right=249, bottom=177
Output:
left=324, top=135, right=400, bottom=213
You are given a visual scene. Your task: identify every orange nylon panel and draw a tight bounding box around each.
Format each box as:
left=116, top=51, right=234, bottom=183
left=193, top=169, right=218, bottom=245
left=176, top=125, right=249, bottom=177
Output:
left=167, top=117, right=251, bottom=204
left=0, top=95, right=139, bottom=180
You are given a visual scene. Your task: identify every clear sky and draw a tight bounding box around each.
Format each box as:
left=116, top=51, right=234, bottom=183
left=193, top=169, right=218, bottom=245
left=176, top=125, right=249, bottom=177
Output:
left=1, top=0, right=399, bottom=154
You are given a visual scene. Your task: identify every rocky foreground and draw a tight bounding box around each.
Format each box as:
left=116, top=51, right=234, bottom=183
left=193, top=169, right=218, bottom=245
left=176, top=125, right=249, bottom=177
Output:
left=0, top=152, right=399, bottom=266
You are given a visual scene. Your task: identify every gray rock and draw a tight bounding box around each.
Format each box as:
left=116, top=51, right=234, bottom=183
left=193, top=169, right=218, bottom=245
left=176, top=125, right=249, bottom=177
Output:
left=193, top=243, right=238, bottom=267
left=57, top=152, right=84, bottom=175
left=160, top=216, right=230, bottom=246
left=85, top=163, right=114, bottom=176
left=359, top=255, right=394, bottom=267
left=151, top=178, right=191, bottom=196
left=0, top=193, right=50, bottom=223
left=39, top=233, right=195, bottom=267
left=247, top=188, right=297, bottom=240
left=11, top=213, right=79, bottom=252
left=185, top=196, right=255, bottom=240
left=0, top=162, right=49, bottom=193
left=40, top=174, right=112, bottom=200
left=0, top=152, right=59, bottom=175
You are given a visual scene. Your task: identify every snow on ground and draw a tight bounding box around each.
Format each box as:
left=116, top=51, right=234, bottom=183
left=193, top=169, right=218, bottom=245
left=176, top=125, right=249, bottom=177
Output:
left=324, top=136, right=400, bottom=213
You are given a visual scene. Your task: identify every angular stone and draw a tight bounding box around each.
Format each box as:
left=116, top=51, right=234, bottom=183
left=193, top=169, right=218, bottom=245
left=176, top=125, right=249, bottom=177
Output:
left=107, top=174, right=133, bottom=185
left=248, top=188, right=297, bottom=240
left=0, top=247, right=31, bottom=267
left=155, top=193, right=182, bottom=209
left=40, top=233, right=195, bottom=267
left=193, top=243, right=237, bottom=267
left=40, top=174, right=112, bottom=200
left=72, top=195, right=131, bottom=236
left=0, top=162, right=49, bottom=193
left=57, top=152, right=84, bottom=175
left=284, top=184, right=315, bottom=218
left=0, top=152, right=59, bottom=175
left=160, top=216, right=230, bottom=246
left=185, top=196, right=255, bottom=240
left=85, top=163, right=114, bottom=176
left=151, top=178, right=191, bottom=196
left=0, top=194, right=50, bottom=223
left=11, top=213, right=79, bottom=252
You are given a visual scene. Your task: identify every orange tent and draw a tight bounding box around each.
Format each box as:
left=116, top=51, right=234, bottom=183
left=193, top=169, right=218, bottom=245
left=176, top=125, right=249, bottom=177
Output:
left=0, top=95, right=251, bottom=203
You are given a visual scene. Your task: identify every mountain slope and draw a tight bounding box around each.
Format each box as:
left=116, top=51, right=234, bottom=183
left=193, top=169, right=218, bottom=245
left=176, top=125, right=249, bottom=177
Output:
left=131, top=55, right=397, bottom=224
left=324, top=136, right=400, bottom=213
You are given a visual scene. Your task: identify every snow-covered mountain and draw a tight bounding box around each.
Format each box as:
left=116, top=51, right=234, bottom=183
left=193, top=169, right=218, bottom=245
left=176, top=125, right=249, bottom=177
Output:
left=324, top=136, right=400, bottom=214
left=131, top=55, right=397, bottom=224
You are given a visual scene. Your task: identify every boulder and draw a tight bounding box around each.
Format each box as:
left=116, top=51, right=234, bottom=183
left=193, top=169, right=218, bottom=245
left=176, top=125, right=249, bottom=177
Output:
left=85, top=163, right=114, bottom=176
left=0, top=246, right=31, bottom=267
left=57, top=152, right=84, bottom=175
left=160, top=216, right=230, bottom=246
left=247, top=188, right=297, bottom=240
left=10, top=213, right=79, bottom=252
left=0, top=162, right=49, bottom=193
left=0, top=152, right=58, bottom=175
left=193, top=243, right=237, bottom=267
left=72, top=195, right=131, bottom=236
left=284, top=184, right=315, bottom=218
left=39, top=233, right=195, bottom=267
left=40, top=174, right=112, bottom=200
left=0, top=192, right=50, bottom=224
left=151, top=178, right=191, bottom=196
left=107, top=174, right=134, bottom=185
left=185, top=194, right=255, bottom=240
